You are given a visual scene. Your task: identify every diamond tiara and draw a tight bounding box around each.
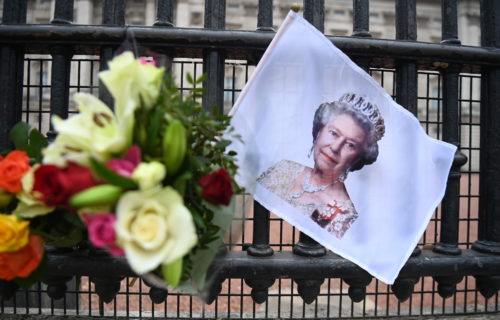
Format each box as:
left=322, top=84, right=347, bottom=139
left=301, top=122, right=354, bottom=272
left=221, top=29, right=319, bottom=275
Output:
left=337, top=93, right=385, bottom=141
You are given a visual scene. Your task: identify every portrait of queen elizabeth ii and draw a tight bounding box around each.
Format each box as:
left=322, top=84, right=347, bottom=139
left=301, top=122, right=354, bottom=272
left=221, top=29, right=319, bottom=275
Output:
left=257, top=93, right=385, bottom=239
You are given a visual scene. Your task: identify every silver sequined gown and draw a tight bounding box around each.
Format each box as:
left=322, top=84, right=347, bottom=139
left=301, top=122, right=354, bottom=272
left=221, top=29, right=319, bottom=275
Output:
left=257, top=159, right=358, bottom=239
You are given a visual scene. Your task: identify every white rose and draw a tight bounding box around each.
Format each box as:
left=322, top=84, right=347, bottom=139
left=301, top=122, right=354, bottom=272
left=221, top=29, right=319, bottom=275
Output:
left=115, top=187, right=197, bottom=274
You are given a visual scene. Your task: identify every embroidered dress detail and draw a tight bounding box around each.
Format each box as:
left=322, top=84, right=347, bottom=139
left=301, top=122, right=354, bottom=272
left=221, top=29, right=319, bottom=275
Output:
left=257, top=159, right=358, bottom=239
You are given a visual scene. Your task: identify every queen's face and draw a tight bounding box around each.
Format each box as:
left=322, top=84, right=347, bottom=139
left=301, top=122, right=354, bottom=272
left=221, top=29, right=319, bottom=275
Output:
left=313, top=113, right=368, bottom=179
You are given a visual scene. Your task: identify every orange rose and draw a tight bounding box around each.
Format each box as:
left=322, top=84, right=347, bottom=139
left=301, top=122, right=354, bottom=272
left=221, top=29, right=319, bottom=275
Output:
left=0, top=235, right=44, bottom=281
left=0, top=151, right=31, bottom=193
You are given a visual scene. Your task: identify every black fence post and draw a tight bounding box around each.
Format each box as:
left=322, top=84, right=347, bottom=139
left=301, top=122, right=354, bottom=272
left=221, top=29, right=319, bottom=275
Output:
left=473, top=0, right=500, bottom=255
left=433, top=0, right=466, bottom=258
left=257, top=0, right=273, bottom=31
left=441, top=0, right=461, bottom=45
left=154, top=0, right=174, bottom=27
left=47, top=0, right=75, bottom=142
left=202, top=0, right=226, bottom=114
left=99, top=0, right=126, bottom=109
left=432, top=15, right=467, bottom=296
left=395, top=0, right=418, bottom=116
left=0, top=0, right=27, bottom=150
left=390, top=0, right=421, bottom=301
left=200, top=0, right=226, bottom=302
left=352, top=0, right=371, bottom=38
left=153, top=0, right=175, bottom=70
left=289, top=0, right=327, bottom=305
left=351, top=0, right=371, bottom=71
left=473, top=0, right=500, bottom=297
left=293, top=0, right=326, bottom=259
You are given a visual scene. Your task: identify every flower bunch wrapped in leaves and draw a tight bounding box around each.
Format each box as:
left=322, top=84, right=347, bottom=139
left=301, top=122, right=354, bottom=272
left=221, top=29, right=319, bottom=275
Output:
left=0, top=51, right=240, bottom=292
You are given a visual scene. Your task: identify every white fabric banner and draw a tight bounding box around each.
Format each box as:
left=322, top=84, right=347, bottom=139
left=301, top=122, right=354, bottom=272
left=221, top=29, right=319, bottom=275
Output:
left=228, top=11, right=456, bottom=284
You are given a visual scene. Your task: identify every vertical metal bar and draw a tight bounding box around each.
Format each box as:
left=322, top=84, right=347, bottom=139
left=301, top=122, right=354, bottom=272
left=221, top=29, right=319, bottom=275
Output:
left=102, top=0, right=126, bottom=25
left=204, top=0, right=226, bottom=30
left=49, top=0, right=75, bottom=128
left=248, top=2, right=273, bottom=258
left=0, top=0, right=27, bottom=150
left=395, top=0, right=420, bottom=258
left=257, top=0, right=273, bottom=31
left=52, top=0, right=74, bottom=24
left=153, top=0, right=174, bottom=70
left=441, top=0, right=460, bottom=45
left=303, top=0, right=324, bottom=33
left=472, top=0, right=500, bottom=255
left=395, top=0, right=418, bottom=115
left=49, top=48, right=73, bottom=119
left=396, top=0, right=417, bottom=41
left=247, top=201, right=273, bottom=256
left=99, top=0, right=126, bottom=108
left=293, top=0, right=326, bottom=258
left=154, top=0, right=174, bottom=27
left=202, top=0, right=226, bottom=114
left=352, top=0, right=371, bottom=72
left=433, top=63, right=466, bottom=255
left=352, top=0, right=371, bottom=37
left=433, top=0, right=466, bottom=255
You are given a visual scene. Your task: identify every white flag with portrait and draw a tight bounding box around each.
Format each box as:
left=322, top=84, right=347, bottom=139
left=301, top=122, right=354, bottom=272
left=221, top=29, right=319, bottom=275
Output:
left=228, top=11, right=456, bottom=284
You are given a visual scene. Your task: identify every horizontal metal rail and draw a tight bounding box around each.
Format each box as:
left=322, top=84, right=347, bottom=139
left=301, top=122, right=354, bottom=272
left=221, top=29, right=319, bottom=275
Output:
left=45, top=250, right=500, bottom=279
left=0, top=25, right=499, bottom=68
left=27, top=249, right=500, bottom=304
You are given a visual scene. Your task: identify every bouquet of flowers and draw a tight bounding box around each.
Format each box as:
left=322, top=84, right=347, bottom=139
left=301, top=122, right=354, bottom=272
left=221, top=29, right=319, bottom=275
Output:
left=0, top=51, right=239, bottom=293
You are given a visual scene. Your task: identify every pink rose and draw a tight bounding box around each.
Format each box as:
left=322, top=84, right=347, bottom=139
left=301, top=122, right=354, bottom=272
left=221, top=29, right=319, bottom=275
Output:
left=83, top=213, right=124, bottom=256
left=106, top=146, right=141, bottom=178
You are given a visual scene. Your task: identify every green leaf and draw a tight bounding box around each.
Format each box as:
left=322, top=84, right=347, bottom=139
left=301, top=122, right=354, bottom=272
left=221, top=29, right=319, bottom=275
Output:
left=9, top=122, right=30, bottom=150
left=145, top=105, right=164, bottom=155
left=171, top=171, right=193, bottom=197
left=195, top=73, right=207, bottom=84
left=190, top=208, right=206, bottom=229
left=62, top=210, right=85, bottom=228
left=45, top=227, right=84, bottom=247
left=90, top=158, right=138, bottom=189
left=186, top=73, right=194, bottom=85
left=215, top=139, right=231, bottom=150
left=28, top=129, right=48, bottom=162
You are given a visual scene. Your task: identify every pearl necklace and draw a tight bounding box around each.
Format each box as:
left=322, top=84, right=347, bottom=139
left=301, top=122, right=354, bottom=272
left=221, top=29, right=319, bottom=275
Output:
left=287, top=171, right=338, bottom=201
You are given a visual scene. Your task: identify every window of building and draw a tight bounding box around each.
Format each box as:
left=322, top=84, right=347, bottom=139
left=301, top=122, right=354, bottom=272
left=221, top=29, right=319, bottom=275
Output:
left=224, top=77, right=234, bottom=102
left=430, top=36, right=441, bottom=43
left=331, top=29, right=348, bottom=36
left=227, top=4, right=239, bottom=12
left=432, top=18, right=442, bottom=26
left=36, top=17, right=50, bottom=24
left=333, top=10, right=345, bottom=17
left=226, top=23, right=242, bottom=30
left=431, top=87, right=440, bottom=110
left=190, top=12, right=202, bottom=25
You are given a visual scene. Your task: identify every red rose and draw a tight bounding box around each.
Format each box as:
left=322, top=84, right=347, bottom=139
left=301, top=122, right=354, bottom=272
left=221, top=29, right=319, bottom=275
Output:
left=33, top=162, right=97, bottom=206
left=199, top=168, right=233, bottom=206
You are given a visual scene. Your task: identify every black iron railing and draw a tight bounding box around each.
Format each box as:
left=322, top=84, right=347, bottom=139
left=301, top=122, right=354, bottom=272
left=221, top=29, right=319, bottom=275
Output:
left=1, top=0, right=500, bottom=318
